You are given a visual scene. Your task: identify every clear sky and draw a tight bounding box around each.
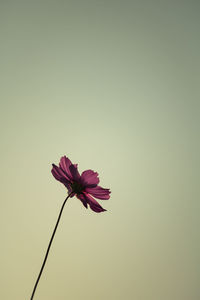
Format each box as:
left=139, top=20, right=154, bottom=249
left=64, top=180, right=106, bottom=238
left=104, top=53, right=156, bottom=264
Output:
left=0, top=1, right=199, bottom=299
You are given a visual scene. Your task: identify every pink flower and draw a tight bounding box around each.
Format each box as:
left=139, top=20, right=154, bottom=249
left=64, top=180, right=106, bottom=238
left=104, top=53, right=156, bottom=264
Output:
left=51, top=156, right=111, bottom=213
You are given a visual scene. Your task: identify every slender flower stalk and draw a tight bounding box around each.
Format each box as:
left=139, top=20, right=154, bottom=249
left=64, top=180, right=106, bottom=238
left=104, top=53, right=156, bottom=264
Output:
left=30, top=193, right=72, bottom=300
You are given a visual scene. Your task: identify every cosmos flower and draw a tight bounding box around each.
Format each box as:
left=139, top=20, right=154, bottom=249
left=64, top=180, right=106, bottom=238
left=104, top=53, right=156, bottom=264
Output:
left=30, top=156, right=111, bottom=300
left=51, top=156, right=111, bottom=213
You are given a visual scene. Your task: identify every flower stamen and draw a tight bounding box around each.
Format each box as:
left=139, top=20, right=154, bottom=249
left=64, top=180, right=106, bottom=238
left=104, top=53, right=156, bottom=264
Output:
left=71, top=182, right=84, bottom=194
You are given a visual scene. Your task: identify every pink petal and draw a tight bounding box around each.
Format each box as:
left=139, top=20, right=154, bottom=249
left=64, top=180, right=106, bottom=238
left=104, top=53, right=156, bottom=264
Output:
left=59, top=156, right=73, bottom=180
left=83, top=192, right=106, bottom=213
left=80, top=170, right=99, bottom=187
left=51, top=164, right=71, bottom=187
left=76, top=193, right=88, bottom=208
left=69, top=164, right=80, bottom=181
left=85, top=186, right=111, bottom=200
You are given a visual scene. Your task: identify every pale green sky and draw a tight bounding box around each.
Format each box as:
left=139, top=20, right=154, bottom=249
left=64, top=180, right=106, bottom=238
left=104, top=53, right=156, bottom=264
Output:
left=0, top=1, right=200, bottom=299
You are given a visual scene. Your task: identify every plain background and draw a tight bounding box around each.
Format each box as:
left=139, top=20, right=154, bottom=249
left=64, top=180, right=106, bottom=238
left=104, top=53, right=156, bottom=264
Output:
left=0, top=1, right=199, bottom=299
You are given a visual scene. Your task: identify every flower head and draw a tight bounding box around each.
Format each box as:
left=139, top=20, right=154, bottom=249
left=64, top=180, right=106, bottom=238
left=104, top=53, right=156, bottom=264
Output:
left=51, top=156, right=111, bottom=213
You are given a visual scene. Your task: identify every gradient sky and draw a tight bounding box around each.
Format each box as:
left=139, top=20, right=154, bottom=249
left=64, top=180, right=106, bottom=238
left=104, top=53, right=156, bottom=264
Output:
left=0, top=1, right=200, bottom=299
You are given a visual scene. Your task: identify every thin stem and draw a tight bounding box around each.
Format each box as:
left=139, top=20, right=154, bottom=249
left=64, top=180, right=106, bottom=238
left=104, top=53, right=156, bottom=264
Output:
left=30, top=193, right=72, bottom=300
